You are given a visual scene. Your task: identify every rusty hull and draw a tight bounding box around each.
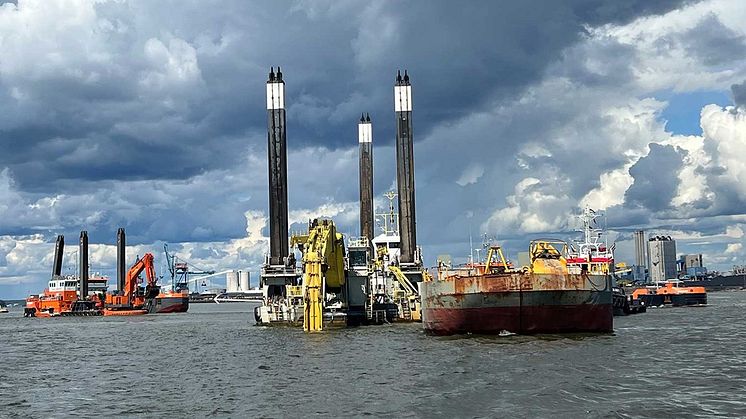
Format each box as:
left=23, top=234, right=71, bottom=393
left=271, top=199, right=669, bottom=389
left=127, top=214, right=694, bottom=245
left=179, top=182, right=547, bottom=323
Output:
left=420, top=272, right=613, bottom=335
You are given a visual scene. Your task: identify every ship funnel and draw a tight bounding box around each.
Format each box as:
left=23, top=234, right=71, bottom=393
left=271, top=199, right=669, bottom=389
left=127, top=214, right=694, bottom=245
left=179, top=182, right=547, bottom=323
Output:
left=52, top=235, right=64, bottom=278
left=394, top=69, right=417, bottom=263
left=358, top=113, right=374, bottom=243
left=266, top=66, right=289, bottom=265
left=79, top=231, right=89, bottom=300
left=117, top=228, right=126, bottom=293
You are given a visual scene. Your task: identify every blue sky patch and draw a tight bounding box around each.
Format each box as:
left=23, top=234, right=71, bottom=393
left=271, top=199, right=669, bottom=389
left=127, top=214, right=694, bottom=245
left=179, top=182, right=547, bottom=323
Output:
left=658, top=90, right=732, bottom=135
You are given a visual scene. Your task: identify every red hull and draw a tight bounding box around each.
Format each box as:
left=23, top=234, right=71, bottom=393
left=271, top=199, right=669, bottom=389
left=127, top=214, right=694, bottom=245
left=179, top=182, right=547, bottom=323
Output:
left=156, top=301, right=189, bottom=313
left=147, top=295, right=189, bottom=314
left=420, top=272, right=614, bottom=335
left=423, top=303, right=613, bottom=335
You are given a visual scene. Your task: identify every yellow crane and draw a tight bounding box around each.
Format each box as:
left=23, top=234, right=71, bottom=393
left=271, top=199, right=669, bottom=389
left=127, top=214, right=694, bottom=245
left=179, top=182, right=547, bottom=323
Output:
left=290, top=219, right=346, bottom=332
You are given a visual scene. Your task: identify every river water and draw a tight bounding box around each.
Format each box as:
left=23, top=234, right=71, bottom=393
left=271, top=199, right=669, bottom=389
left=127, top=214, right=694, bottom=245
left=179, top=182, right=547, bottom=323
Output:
left=1, top=292, right=745, bottom=418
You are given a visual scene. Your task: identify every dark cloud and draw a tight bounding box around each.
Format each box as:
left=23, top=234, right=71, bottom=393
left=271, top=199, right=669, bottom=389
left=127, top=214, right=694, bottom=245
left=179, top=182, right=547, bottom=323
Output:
left=0, top=0, right=690, bottom=193
left=625, top=144, right=685, bottom=211
left=12, top=0, right=746, bottom=299
left=732, top=80, right=746, bottom=106
left=680, top=14, right=746, bottom=66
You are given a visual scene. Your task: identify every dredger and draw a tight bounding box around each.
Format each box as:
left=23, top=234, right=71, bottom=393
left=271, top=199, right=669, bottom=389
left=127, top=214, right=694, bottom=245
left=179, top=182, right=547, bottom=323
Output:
left=254, top=68, right=426, bottom=331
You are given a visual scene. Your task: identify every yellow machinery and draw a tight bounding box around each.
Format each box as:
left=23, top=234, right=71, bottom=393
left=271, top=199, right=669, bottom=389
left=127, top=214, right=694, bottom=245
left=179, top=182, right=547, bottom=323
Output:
left=387, top=265, right=421, bottom=321
left=528, top=240, right=568, bottom=275
left=290, top=219, right=346, bottom=332
left=482, top=245, right=513, bottom=274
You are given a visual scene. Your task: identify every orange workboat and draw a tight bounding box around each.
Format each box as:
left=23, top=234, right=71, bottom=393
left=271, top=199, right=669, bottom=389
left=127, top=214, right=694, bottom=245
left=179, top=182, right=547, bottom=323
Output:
left=24, top=275, right=102, bottom=317
left=24, top=233, right=101, bottom=318
left=632, top=281, right=707, bottom=307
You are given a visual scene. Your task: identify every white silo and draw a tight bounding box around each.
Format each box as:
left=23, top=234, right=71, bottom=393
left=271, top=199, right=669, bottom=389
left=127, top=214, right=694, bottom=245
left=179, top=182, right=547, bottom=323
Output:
left=239, top=270, right=250, bottom=292
left=226, top=271, right=238, bottom=293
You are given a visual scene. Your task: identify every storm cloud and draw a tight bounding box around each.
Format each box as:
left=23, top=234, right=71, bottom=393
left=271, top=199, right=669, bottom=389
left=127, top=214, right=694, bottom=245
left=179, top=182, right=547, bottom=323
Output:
left=5, top=0, right=746, bottom=298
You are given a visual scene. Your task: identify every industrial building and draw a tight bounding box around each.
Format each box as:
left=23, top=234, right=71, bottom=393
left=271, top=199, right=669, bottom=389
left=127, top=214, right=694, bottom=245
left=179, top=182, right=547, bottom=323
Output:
left=678, top=254, right=706, bottom=278
left=648, top=236, right=677, bottom=282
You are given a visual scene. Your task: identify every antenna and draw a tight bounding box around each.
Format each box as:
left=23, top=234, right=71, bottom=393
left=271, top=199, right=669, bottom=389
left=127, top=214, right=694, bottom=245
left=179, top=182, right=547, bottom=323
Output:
left=469, top=223, right=474, bottom=266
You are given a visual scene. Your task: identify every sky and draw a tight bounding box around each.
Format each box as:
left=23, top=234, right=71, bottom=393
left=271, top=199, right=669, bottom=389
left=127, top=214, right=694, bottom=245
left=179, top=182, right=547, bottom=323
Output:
left=2, top=0, right=746, bottom=298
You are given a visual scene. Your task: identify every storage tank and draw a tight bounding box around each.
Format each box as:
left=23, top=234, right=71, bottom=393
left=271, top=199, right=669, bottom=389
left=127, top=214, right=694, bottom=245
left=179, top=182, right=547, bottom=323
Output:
left=226, top=271, right=238, bottom=293
left=239, top=270, right=250, bottom=292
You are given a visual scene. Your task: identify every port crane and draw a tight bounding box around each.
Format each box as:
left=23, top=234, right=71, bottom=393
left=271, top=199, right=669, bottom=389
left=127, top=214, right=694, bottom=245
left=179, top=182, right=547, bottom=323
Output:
left=163, top=244, right=215, bottom=292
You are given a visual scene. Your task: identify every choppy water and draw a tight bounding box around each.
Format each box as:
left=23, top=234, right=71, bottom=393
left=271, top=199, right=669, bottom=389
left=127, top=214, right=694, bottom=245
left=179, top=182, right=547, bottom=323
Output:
left=1, top=292, right=745, bottom=418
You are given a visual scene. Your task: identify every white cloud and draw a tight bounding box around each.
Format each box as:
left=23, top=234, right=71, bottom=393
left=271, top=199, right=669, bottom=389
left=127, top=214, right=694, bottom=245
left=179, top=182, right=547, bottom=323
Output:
left=483, top=177, right=573, bottom=234
left=6, top=0, right=746, bottom=297
left=456, top=164, right=484, bottom=186
left=725, top=242, right=742, bottom=254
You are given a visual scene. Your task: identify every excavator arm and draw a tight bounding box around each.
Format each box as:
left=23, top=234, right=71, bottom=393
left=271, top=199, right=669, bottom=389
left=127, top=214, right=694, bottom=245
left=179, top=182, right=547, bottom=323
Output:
left=105, top=252, right=156, bottom=309
left=124, top=253, right=156, bottom=299
left=294, top=219, right=346, bottom=332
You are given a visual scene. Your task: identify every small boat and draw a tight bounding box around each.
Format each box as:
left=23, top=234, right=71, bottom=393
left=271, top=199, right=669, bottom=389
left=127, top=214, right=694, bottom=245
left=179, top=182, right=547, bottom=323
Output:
left=0, top=306, right=9, bottom=313
left=213, top=290, right=263, bottom=303
left=632, top=280, right=707, bottom=307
